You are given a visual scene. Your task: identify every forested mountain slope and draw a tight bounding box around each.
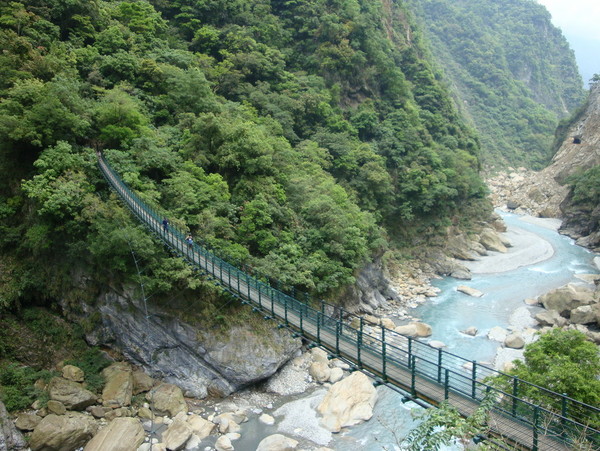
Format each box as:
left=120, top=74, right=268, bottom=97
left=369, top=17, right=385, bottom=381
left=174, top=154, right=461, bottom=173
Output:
left=0, top=0, right=489, bottom=313
left=407, top=0, right=585, bottom=169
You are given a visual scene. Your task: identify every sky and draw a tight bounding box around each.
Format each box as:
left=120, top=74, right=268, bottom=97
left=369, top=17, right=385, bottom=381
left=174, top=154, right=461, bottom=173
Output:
left=536, top=0, right=600, bottom=85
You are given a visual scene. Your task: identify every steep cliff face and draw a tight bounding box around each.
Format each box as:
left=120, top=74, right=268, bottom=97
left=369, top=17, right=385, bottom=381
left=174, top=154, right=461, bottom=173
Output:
left=554, top=84, right=600, bottom=249
left=487, top=84, right=600, bottom=250
left=68, top=286, right=302, bottom=398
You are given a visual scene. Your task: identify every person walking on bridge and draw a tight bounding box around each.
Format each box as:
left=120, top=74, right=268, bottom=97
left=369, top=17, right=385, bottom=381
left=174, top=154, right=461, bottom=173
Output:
left=162, top=217, right=169, bottom=232
left=186, top=234, right=193, bottom=249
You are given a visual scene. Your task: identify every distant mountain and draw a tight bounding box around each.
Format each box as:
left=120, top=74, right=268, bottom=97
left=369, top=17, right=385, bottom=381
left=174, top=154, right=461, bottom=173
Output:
left=407, top=0, right=586, bottom=169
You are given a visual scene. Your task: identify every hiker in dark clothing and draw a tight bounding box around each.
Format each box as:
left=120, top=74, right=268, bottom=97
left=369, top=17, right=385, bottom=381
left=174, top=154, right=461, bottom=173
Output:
left=186, top=234, right=193, bottom=249
left=162, top=217, right=169, bottom=232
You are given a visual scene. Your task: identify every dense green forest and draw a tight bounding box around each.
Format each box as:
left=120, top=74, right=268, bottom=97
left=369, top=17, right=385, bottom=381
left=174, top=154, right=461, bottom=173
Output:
left=0, top=0, right=492, bottom=312
left=408, top=0, right=585, bottom=169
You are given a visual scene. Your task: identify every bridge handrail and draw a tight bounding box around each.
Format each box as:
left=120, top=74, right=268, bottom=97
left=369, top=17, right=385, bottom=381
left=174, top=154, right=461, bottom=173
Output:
left=98, top=153, right=599, bottom=449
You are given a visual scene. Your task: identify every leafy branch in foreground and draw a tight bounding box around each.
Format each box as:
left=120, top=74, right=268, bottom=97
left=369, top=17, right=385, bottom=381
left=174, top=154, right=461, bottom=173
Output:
left=404, top=392, right=498, bottom=450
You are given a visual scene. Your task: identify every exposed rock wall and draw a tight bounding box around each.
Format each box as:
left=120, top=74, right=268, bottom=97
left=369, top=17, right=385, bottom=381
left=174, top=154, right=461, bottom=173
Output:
left=71, top=287, right=301, bottom=399
left=487, top=83, right=600, bottom=250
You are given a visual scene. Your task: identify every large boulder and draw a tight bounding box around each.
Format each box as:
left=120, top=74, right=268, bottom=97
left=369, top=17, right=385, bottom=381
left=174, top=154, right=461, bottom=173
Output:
left=539, top=284, right=594, bottom=316
left=309, top=361, right=331, bottom=383
left=84, top=417, right=144, bottom=451
left=317, top=372, right=378, bottom=433
left=569, top=305, right=597, bottom=325
left=132, top=371, right=154, bottom=395
left=504, top=333, right=525, bottom=349
left=15, top=413, right=42, bottom=431
left=0, top=401, right=27, bottom=450
left=535, top=310, right=567, bottom=327
left=102, top=363, right=133, bottom=408
left=394, top=324, right=418, bottom=337
left=215, top=435, right=234, bottom=451
left=47, top=377, right=97, bottom=410
left=394, top=322, right=432, bottom=338
left=146, top=383, right=187, bottom=417
left=29, top=413, right=97, bottom=451
left=62, top=365, right=85, bottom=382
left=162, top=417, right=192, bottom=451
left=186, top=414, right=215, bottom=440
left=256, top=434, right=299, bottom=451
left=479, top=228, right=508, bottom=253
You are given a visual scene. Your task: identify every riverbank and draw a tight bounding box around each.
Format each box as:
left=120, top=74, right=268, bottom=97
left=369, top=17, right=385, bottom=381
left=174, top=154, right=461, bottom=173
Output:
left=464, top=215, right=558, bottom=274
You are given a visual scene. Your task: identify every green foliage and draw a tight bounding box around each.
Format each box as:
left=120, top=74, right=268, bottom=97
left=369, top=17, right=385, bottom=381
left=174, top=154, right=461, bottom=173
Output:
left=566, top=166, right=600, bottom=207
left=0, top=0, right=497, bottom=310
left=491, top=329, right=600, bottom=428
left=404, top=392, right=498, bottom=450
left=0, top=363, right=55, bottom=412
left=408, top=0, right=585, bottom=169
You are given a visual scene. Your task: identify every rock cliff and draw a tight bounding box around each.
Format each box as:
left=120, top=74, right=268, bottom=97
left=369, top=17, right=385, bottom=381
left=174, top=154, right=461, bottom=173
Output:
left=68, top=287, right=301, bottom=399
left=487, top=83, right=600, bottom=250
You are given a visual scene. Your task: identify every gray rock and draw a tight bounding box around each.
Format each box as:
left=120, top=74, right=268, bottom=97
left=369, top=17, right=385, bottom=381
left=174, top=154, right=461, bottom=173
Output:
left=62, top=365, right=85, bottom=382
left=47, top=377, right=97, bottom=410
left=30, top=413, right=97, bottom=451
left=0, top=401, right=27, bottom=450
left=84, top=417, right=144, bottom=451
left=539, top=284, right=594, bottom=316
left=215, top=435, right=234, bottom=451
left=317, top=372, right=377, bottom=433
left=256, top=434, right=299, bottom=451
left=461, top=326, right=478, bottom=336
left=102, top=363, right=133, bottom=408
left=457, top=285, right=484, bottom=297
left=535, top=310, right=567, bottom=327
left=81, top=289, right=301, bottom=398
left=15, top=413, right=42, bottom=431
left=132, top=371, right=154, bottom=395
left=570, top=305, right=597, bottom=325
left=504, top=333, right=525, bottom=349
left=479, top=228, right=508, bottom=253
left=146, top=383, right=187, bottom=417
left=162, top=418, right=192, bottom=451
left=46, top=400, right=67, bottom=415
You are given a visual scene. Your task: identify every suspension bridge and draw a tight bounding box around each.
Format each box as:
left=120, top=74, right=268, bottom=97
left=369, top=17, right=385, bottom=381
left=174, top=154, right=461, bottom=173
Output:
left=98, top=153, right=599, bottom=450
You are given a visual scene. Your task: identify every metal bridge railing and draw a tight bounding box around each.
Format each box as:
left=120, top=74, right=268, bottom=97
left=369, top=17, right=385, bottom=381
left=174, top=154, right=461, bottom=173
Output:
left=98, top=153, right=599, bottom=450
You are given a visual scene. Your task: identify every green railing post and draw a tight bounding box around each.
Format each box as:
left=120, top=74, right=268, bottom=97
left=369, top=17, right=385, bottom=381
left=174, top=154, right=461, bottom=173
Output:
left=284, top=296, right=288, bottom=325
left=411, top=355, right=417, bottom=396
left=316, top=312, right=321, bottom=345
left=471, top=361, right=477, bottom=399
left=437, top=348, right=443, bottom=383
left=381, top=326, right=387, bottom=381
left=335, top=321, right=340, bottom=356
left=444, top=368, right=450, bottom=400
left=408, top=337, right=413, bottom=368
left=258, top=283, right=262, bottom=308
left=299, top=302, right=303, bottom=333
left=512, top=378, right=519, bottom=417
left=246, top=274, right=251, bottom=300
left=270, top=288, right=275, bottom=316
left=357, top=317, right=363, bottom=369
left=533, top=405, right=540, bottom=451
left=339, top=307, right=344, bottom=335
left=561, top=393, right=568, bottom=436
